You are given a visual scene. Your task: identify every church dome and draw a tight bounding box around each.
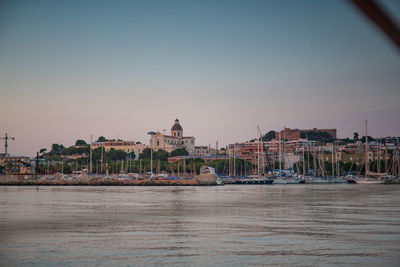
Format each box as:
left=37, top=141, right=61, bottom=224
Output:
left=171, top=119, right=183, bottom=131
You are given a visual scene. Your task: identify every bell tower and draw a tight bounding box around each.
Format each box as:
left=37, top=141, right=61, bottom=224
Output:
left=171, top=119, right=183, bottom=137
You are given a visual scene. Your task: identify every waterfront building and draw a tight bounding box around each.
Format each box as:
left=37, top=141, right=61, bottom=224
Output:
left=274, top=127, right=337, bottom=140
left=275, top=128, right=301, bottom=141
left=384, top=137, right=399, bottom=146
left=195, top=146, right=216, bottom=157
left=301, top=128, right=337, bottom=139
left=0, top=154, right=31, bottom=174
left=149, top=119, right=195, bottom=155
left=91, top=140, right=147, bottom=158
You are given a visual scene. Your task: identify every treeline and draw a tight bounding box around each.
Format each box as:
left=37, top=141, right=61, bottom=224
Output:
left=38, top=157, right=255, bottom=176
left=252, top=130, right=393, bottom=144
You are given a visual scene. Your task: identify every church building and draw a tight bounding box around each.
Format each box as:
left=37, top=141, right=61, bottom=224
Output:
left=149, top=119, right=195, bottom=155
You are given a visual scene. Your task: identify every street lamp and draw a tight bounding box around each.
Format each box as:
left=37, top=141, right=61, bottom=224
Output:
left=147, top=131, right=156, bottom=177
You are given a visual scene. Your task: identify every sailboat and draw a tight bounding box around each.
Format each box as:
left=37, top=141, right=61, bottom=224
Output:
left=236, top=127, right=274, bottom=184
left=273, top=129, right=303, bottom=184
left=355, top=120, right=385, bottom=184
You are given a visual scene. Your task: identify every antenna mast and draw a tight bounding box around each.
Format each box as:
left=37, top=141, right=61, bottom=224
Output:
left=1, top=133, right=15, bottom=155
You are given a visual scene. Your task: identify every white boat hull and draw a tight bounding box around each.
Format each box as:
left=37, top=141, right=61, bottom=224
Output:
left=355, top=179, right=385, bottom=184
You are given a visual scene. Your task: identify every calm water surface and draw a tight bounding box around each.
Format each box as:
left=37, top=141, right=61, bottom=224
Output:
left=1, top=185, right=400, bottom=266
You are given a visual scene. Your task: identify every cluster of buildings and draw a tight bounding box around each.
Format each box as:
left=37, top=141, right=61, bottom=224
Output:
left=275, top=127, right=337, bottom=140
left=225, top=137, right=400, bottom=170
left=0, top=153, right=31, bottom=175
left=90, top=118, right=216, bottom=158
left=1, top=118, right=400, bottom=175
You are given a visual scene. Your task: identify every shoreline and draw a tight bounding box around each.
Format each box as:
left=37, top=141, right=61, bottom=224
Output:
left=0, top=180, right=212, bottom=186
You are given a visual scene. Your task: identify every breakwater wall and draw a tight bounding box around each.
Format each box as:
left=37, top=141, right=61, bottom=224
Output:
left=0, top=178, right=215, bottom=186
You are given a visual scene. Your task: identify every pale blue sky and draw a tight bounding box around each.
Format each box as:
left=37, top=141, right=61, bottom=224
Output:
left=0, top=0, right=399, bottom=156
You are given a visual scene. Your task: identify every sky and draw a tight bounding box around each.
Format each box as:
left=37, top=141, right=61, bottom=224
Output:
left=0, top=0, right=399, bottom=156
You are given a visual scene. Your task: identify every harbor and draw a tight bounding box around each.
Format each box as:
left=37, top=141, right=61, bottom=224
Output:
left=1, top=0, right=400, bottom=266
left=1, top=119, right=400, bottom=187
left=2, top=184, right=400, bottom=266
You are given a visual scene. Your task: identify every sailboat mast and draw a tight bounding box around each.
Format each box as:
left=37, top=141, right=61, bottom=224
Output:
left=257, top=133, right=260, bottom=176
left=377, top=140, right=380, bottom=173
left=261, top=137, right=264, bottom=175
left=279, top=131, right=282, bottom=178
left=302, top=142, right=305, bottom=176
left=272, top=145, right=275, bottom=177
left=331, top=144, right=334, bottom=177
left=100, top=144, right=104, bottom=174
left=398, top=149, right=400, bottom=177
left=365, top=120, right=368, bottom=178
left=233, top=145, right=236, bottom=176
left=307, top=139, right=310, bottom=176
left=336, top=151, right=339, bottom=177
left=90, top=134, right=93, bottom=175
left=257, top=126, right=264, bottom=176
left=313, top=145, right=316, bottom=176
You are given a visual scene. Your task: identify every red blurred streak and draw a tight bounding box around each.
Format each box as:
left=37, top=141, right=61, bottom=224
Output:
left=349, top=0, right=400, bottom=52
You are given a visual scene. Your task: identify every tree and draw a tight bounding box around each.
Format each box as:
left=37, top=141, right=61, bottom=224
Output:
left=170, top=148, right=189, bottom=157
left=63, top=164, right=72, bottom=174
left=262, top=130, right=276, bottom=141
left=75, top=139, right=87, bottom=146
left=300, top=131, right=334, bottom=143
left=140, top=148, right=152, bottom=159
left=96, top=136, right=106, bottom=142
left=105, top=148, right=128, bottom=161
left=154, top=149, right=169, bottom=161
left=49, top=144, right=65, bottom=156
left=40, top=148, right=47, bottom=154
left=63, top=145, right=90, bottom=156
left=360, top=136, right=376, bottom=143
left=353, top=132, right=359, bottom=141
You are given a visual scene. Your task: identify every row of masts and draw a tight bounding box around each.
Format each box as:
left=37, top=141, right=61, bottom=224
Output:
left=82, top=122, right=399, bottom=177
left=225, top=122, right=400, bottom=178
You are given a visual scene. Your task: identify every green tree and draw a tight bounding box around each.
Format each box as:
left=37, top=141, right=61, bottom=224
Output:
left=75, top=139, right=87, bottom=146
left=105, top=148, right=128, bottom=161
left=96, top=136, right=106, bottom=142
left=170, top=148, right=189, bottom=157
left=360, top=136, right=376, bottom=143
left=353, top=132, right=359, bottom=141
left=63, top=145, right=89, bottom=156
left=63, top=164, right=72, bottom=174
left=140, top=148, right=152, bottom=159
left=48, top=144, right=65, bottom=156
left=300, top=131, right=334, bottom=143
left=154, top=149, right=169, bottom=161
left=262, top=130, right=276, bottom=141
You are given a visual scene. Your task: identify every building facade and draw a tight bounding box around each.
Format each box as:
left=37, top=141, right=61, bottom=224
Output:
left=195, top=146, right=216, bottom=157
left=275, top=127, right=337, bottom=140
left=301, top=128, right=337, bottom=139
left=91, top=141, right=147, bottom=158
left=149, top=119, right=195, bottom=155
left=274, top=128, right=301, bottom=141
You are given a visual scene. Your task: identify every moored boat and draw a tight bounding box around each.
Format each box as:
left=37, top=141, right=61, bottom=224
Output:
left=354, top=177, right=385, bottom=184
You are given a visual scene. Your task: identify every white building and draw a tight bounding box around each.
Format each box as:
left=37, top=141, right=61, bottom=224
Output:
left=149, top=119, right=195, bottom=155
left=91, top=141, right=147, bottom=158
